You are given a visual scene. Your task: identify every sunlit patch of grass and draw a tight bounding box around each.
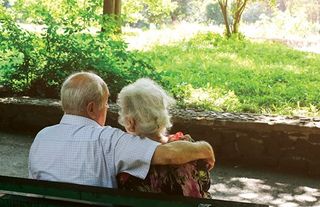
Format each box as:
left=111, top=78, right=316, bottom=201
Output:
left=281, top=64, right=305, bottom=74
left=180, top=84, right=241, bottom=112
left=140, top=31, right=320, bottom=116
left=214, top=53, right=256, bottom=69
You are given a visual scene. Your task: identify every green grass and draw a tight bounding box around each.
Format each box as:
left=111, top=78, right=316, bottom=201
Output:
left=143, top=33, right=320, bottom=116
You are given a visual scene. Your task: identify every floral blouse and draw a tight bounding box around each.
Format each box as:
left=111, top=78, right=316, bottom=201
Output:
left=116, top=133, right=211, bottom=198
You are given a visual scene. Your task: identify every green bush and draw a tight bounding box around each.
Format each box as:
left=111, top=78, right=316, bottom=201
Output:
left=0, top=5, right=162, bottom=101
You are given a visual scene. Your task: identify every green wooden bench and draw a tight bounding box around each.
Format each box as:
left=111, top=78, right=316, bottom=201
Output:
left=0, top=175, right=268, bottom=207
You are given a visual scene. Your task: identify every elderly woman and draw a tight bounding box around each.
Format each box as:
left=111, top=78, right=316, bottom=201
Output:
left=116, top=78, right=211, bottom=198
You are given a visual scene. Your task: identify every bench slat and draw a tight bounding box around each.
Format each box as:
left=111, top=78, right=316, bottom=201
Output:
left=0, top=175, right=268, bottom=207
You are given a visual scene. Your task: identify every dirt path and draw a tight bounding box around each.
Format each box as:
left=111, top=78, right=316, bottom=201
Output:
left=0, top=131, right=319, bottom=207
left=211, top=165, right=320, bottom=207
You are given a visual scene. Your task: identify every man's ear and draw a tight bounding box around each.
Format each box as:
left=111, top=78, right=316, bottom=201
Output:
left=125, top=116, right=136, bottom=133
left=86, top=101, right=96, bottom=119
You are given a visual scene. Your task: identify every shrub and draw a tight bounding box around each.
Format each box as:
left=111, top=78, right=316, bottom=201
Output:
left=0, top=5, right=162, bottom=101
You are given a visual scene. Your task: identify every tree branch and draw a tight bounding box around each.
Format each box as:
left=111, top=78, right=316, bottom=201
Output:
left=218, top=0, right=231, bottom=37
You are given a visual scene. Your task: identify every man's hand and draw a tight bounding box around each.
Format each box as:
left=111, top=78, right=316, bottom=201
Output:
left=204, top=143, right=215, bottom=170
left=179, top=134, right=194, bottom=142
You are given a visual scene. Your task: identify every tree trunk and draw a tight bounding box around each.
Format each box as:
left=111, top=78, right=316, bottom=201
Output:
left=170, top=13, right=178, bottom=24
left=278, top=0, right=287, bottom=11
left=218, top=0, right=231, bottom=37
left=232, top=0, right=247, bottom=34
left=114, top=0, right=122, bottom=32
left=115, top=0, right=121, bottom=17
left=103, top=0, right=115, bottom=16
left=102, top=0, right=121, bottom=32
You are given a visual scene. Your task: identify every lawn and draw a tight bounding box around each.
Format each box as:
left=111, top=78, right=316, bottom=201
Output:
left=141, top=32, right=320, bottom=116
left=2, top=20, right=320, bottom=117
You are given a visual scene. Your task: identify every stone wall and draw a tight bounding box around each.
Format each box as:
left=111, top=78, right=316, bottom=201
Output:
left=1, top=97, right=320, bottom=177
left=170, top=110, right=320, bottom=177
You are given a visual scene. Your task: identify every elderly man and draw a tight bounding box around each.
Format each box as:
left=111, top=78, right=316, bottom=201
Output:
left=28, top=72, right=215, bottom=188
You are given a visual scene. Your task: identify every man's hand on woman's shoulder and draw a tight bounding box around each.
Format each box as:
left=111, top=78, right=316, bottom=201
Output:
left=195, top=141, right=215, bottom=170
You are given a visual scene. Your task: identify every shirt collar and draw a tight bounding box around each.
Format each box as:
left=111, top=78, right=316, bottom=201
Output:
left=60, top=114, right=100, bottom=127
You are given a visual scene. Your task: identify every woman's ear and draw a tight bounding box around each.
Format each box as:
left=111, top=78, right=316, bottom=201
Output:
left=86, top=101, right=96, bottom=120
left=125, top=116, right=136, bottom=133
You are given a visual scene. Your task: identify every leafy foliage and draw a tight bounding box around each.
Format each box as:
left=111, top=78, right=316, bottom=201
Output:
left=242, top=1, right=272, bottom=23
left=206, top=2, right=225, bottom=24
left=122, top=0, right=176, bottom=26
left=0, top=2, right=162, bottom=101
left=170, top=0, right=211, bottom=23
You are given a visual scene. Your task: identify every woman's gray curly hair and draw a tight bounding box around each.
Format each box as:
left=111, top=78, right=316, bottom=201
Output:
left=117, top=78, right=175, bottom=137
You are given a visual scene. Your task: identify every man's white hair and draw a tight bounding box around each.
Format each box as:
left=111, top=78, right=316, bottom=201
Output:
left=117, top=78, right=175, bottom=137
left=61, top=72, right=108, bottom=115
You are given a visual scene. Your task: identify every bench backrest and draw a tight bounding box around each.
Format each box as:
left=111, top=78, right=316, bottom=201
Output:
left=0, top=175, right=268, bottom=207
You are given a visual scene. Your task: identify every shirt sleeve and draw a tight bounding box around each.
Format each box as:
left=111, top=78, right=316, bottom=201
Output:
left=112, top=130, right=160, bottom=179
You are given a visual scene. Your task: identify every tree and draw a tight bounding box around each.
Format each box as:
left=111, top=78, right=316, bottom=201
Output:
left=103, top=0, right=121, bottom=17
left=277, top=0, right=286, bottom=11
left=122, top=0, right=176, bottom=26
left=217, top=0, right=275, bottom=37
left=206, top=2, right=225, bottom=24
left=277, top=0, right=320, bottom=23
left=1, top=0, right=10, bottom=8
left=218, top=0, right=231, bottom=36
left=170, top=0, right=205, bottom=23
left=103, top=0, right=121, bottom=32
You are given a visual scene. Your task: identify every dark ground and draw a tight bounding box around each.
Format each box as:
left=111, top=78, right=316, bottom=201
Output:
left=0, top=131, right=319, bottom=207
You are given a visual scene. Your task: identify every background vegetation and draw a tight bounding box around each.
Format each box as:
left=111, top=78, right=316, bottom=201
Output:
left=0, top=0, right=162, bottom=101
left=143, top=33, right=320, bottom=116
left=0, top=0, right=320, bottom=116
